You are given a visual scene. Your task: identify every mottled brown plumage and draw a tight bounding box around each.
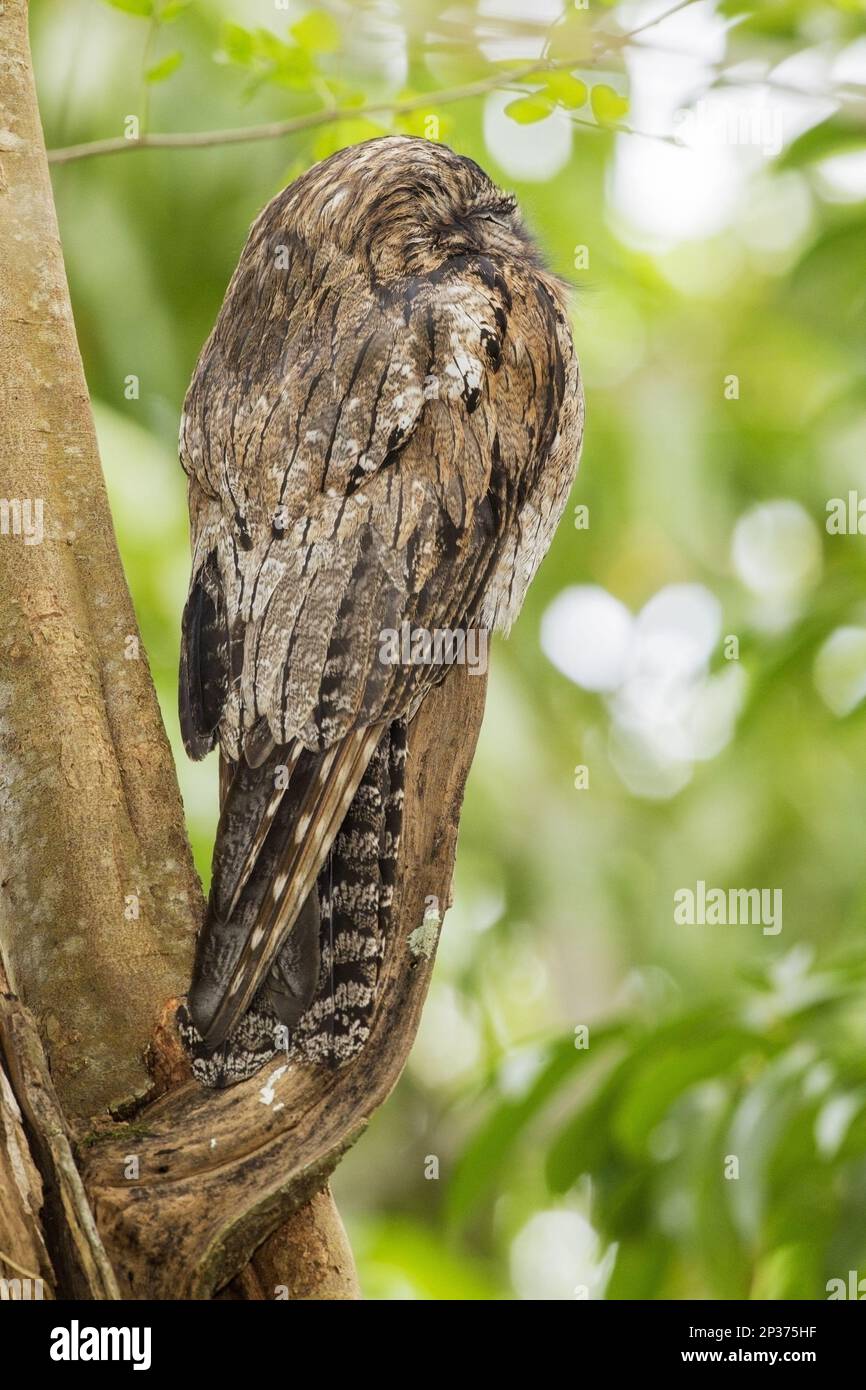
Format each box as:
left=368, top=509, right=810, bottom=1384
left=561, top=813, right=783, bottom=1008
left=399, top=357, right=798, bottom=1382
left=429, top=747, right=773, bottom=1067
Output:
left=177, top=135, right=583, bottom=1085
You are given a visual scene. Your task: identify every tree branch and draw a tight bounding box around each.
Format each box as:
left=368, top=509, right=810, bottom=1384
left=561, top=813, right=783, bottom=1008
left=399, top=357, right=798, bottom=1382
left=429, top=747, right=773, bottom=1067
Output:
left=44, top=56, right=601, bottom=165
left=45, top=1, right=699, bottom=166
left=83, top=664, right=488, bottom=1298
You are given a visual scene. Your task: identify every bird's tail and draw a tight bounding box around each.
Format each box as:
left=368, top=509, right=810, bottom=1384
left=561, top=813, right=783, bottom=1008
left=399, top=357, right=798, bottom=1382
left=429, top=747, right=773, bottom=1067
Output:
left=179, top=718, right=406, bottom=1084
left=290, top=715, right=406, bottom=1066
left=188, top=725, right=382, bottom=1051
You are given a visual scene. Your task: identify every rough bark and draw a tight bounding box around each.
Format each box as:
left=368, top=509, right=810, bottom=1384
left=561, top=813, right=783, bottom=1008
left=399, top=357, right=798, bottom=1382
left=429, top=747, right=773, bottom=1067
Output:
left=0, top=0, right=198, bottom=1123
left=219, top=1187, right=360, bottom=1300
left=0, top=965, right=119, bottom=1299
left=0, top=1026, right=55, bottom=1300
left=83, top=664, right=487, bottom=1299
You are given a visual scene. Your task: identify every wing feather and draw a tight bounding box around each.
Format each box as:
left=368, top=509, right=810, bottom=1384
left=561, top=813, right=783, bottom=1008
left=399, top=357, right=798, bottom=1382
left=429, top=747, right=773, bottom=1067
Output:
left=179, top=148, right=581, bottom=1058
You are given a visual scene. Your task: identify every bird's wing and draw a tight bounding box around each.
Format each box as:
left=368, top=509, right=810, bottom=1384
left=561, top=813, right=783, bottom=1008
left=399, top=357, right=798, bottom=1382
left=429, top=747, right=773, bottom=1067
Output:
left=179, top=242, right=579, bottom=1050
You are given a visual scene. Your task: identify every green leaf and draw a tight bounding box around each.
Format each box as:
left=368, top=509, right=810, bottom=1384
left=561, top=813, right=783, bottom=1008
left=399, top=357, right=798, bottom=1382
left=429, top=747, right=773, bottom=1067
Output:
left=590, top=83, right=629, bottom=126
left=504, top=94, right=554, bottom=125
left=253, top=28, right=298, bottom=64
left=145, top=51, right=183, bottom=84
left=544, top=72, right=588, bottom=110
left=220, top=22, right=255, bottom=66
left=447, top=1027, right=626, bottom=1226
left=752, top=1244, right=823, bottom=1300
left=780, top=116, right=866, bottom=169
left=105, top=0, right=153, bottom=15
left=692, top=1087, right=753, bottom=1298
left=253, top=29, right=314, bottom=88
left=291, top=10, right=341, bottom=53
left=355, top=1218, right=504, bottom=1300
left=605, top=1235, right=673, bottom=1300
left=319, top=78, right=366, bottom=107
left=545, top=1009, right=768, bottom=1190
left=159, top=0, right=191, bottom=20
left=613, top=1028, right=766, bottom=1158
left=547, top=1052, right=637, bottom=1192
left=718, top=0, right=829, bottom=41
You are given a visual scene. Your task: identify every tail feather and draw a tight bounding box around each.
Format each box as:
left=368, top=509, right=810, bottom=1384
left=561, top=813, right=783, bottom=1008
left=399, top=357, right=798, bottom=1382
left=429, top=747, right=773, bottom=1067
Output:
left=260, top=887, right=321, bottom=1031
left=288, top=716, right=407, bottom=1065
left=209, top=743, right=302, bottom=922
left=179, top=717, right=407, bottom=1085
left=188, top=724, right=383, bottom=1050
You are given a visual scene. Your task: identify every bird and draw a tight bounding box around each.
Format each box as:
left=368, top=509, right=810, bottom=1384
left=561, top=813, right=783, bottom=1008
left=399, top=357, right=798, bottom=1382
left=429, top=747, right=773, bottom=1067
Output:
left=176, top=135, right=583, bottom=1087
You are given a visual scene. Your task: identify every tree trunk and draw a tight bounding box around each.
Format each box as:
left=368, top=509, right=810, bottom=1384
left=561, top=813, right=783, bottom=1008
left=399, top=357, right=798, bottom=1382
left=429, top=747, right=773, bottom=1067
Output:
left=0, top=0, right=197, bottom=1124
left=0, top=0, right=488, bottom=1300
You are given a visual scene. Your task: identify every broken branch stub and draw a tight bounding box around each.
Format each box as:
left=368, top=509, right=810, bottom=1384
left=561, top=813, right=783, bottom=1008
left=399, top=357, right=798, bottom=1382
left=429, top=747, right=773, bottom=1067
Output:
left=0, top=966, right=120, bottom=1299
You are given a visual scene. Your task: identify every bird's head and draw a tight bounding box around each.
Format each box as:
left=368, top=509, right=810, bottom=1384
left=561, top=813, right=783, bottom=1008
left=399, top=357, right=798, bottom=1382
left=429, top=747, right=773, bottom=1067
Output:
left=256, top=134, right=540, bottom=285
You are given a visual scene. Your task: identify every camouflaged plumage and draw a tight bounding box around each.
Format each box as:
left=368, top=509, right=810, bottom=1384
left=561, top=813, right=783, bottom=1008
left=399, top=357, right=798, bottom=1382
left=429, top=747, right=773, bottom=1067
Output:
left=176, top=136, right=583, bottom=1086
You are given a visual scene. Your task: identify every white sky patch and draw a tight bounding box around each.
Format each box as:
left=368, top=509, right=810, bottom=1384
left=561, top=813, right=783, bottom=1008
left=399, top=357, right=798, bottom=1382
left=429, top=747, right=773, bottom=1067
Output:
left=542, top=581, right=744, bottom=799
left=815, top=149, right=866, bottom=203
left=510, top=1208, right=617, bottom=1300
left=731, top=500, right=822, bottom=604
left=832, top=34, right=866, bottom=86
left=633, top=584, right=722, bottom=682
left=815, top=1093, right=862, bottom=1159
left=410, top=983, right=482, bottom=1087
left=497, top=1043, right=548, bottom=1100
left=735, top=170, right=813, bottom=264
left=483, top=90, right=573, bottom=182
left=610, top=47, right=745, bottom=247
left=608, top=2, right=837, bottom=249
left=813, top=627, right=866, bottom=718
left=610, top=585, right=742, bottom=788
left=541, top=586, right=634, bottom=693
left=477, top=0, right=563, bottom=62
left=348, top=0, right=408, bottom=90
left=619, top=0, right=729, bottom=61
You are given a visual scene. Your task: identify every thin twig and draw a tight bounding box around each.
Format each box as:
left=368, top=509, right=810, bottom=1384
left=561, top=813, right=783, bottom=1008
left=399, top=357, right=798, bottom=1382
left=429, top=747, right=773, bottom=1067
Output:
left=569, top=115, right=682, bottom=147
left=622, top=0, right=698, bottom=43
left=45, top=57, right=608, bottom=164
left=47, top=0, right=698, bottom=165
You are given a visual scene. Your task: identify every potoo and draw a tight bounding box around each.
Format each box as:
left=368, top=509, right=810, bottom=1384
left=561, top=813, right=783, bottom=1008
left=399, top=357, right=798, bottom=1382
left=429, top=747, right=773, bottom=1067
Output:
left=177, top=136, right=583, bottom=1086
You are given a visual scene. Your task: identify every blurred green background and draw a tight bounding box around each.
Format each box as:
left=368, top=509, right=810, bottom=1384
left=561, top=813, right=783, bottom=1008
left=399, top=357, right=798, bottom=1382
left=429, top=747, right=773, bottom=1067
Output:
left=34, top=0, right=866, bottom=1299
